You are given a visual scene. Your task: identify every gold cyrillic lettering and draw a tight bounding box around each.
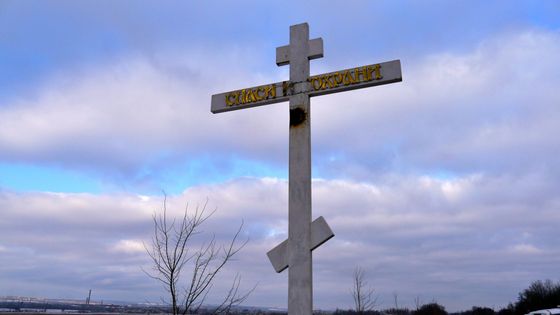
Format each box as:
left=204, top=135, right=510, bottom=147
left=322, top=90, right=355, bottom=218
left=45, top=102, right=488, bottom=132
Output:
left=324, top=74, right=331, bottom=88
left=223, top=84, right=277, bottom=107
left=256, top=87, right=265, bottom=101
left=321, top=74, right=336, bottom=89
left=240, top=89, right=247, bottom=104
left=373, top=64, right=382, bottom=79
left=354, top=66, right=368, bottom=82
left=320, top=75, right=327, bottom=89
left=330, top=73, right=339, bottom=87
left=225, top=92, right=235, bottom=106
left=310, top=77, right=321, bottom=90
left=265, top=84, right=276, bottom=98
left=343, top=70, right=355, bottom=85
left=335, top=73, right=343, bottom=85
left=248, top=89, right=258, bottom=103
left=223, top=63, right=385, bottom=107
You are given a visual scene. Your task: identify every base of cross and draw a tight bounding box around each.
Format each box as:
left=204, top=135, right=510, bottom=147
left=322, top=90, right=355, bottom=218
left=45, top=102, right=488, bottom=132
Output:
left=267, top=216, right=334, bottom=273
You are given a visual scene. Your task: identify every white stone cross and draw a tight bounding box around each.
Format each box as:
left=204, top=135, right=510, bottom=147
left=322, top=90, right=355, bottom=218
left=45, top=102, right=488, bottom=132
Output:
left=211, top=23, right=402, bottom=315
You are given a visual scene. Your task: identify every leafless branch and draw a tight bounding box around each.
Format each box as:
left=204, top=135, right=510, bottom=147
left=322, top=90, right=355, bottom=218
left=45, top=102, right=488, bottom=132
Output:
left=351, top=266, right=378, bottom=314
left=144, top=197, right=251, bottom=315
left=211, top=274, right=257, bottom=314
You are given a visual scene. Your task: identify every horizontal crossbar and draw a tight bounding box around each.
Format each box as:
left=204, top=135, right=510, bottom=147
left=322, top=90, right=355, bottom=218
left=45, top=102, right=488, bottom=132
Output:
left=211, top=60, right=402, bottom=114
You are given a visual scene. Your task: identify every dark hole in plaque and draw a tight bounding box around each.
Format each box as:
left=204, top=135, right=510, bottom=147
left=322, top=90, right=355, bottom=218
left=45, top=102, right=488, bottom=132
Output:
left=290, top=108, right=306, bottom=127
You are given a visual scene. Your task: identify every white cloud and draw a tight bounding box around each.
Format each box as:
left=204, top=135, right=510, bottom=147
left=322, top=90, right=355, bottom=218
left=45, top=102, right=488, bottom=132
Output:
left=111, top=239, right=145, bottom=254
left=1, top=30, right=559, bottom=186
left=311, top=29, right=560, bottom=178
left=0, top=50, right=289, bottom=178
left=509, top=243, right=542, bottom=255
left=1, top=173, right=559, bottom=310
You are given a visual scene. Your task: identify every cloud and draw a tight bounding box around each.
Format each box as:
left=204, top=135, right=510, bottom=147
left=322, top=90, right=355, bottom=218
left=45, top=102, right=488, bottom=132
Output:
left=111, top=240, right=145, bottom=254
left=0, top=48, right=291, bottom=186
left=2, top=29, right=560, bottom=191
left=509, top=244, right=542, bottom=255
left=1, top=173, right=559, bottom=310
left=311, top=30, right=560, bottom=179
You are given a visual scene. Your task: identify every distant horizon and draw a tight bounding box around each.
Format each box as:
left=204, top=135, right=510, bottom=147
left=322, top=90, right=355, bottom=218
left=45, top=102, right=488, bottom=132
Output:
left=0, top=290, right=536, bottom=313
left=2, top=292, right=559, bottom=313
left=0, top=294, right=286, bottom=312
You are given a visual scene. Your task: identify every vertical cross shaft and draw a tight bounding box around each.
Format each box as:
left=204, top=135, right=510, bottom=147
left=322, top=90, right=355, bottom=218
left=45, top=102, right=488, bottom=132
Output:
left=288, top=23, right=312, bottom=315
left=277, top=23, right=323, bottom=315
left=289, top=91, right=312, bottom=314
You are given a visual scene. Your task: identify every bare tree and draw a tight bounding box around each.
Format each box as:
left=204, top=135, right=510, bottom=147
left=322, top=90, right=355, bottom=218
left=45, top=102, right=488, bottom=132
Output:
left=414, top=295, right=422, bottom=311
left=143, top=197, right=252, bottom=315
left=351, top=267, right=378, bottom=313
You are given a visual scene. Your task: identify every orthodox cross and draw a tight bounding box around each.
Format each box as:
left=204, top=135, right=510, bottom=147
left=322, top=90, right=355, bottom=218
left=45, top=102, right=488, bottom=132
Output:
left=211, top=23, right=402, bottom=315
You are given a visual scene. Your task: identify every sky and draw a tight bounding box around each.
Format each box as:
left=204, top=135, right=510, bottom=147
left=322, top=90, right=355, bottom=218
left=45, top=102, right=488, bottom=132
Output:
left=1, top=0, right=560, bottom=312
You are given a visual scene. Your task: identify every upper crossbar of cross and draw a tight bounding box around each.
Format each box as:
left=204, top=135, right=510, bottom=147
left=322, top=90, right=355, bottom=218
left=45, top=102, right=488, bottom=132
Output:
left=211, top=24, right=401, bottom=114
left=276, top=24, right=323, bottom=82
